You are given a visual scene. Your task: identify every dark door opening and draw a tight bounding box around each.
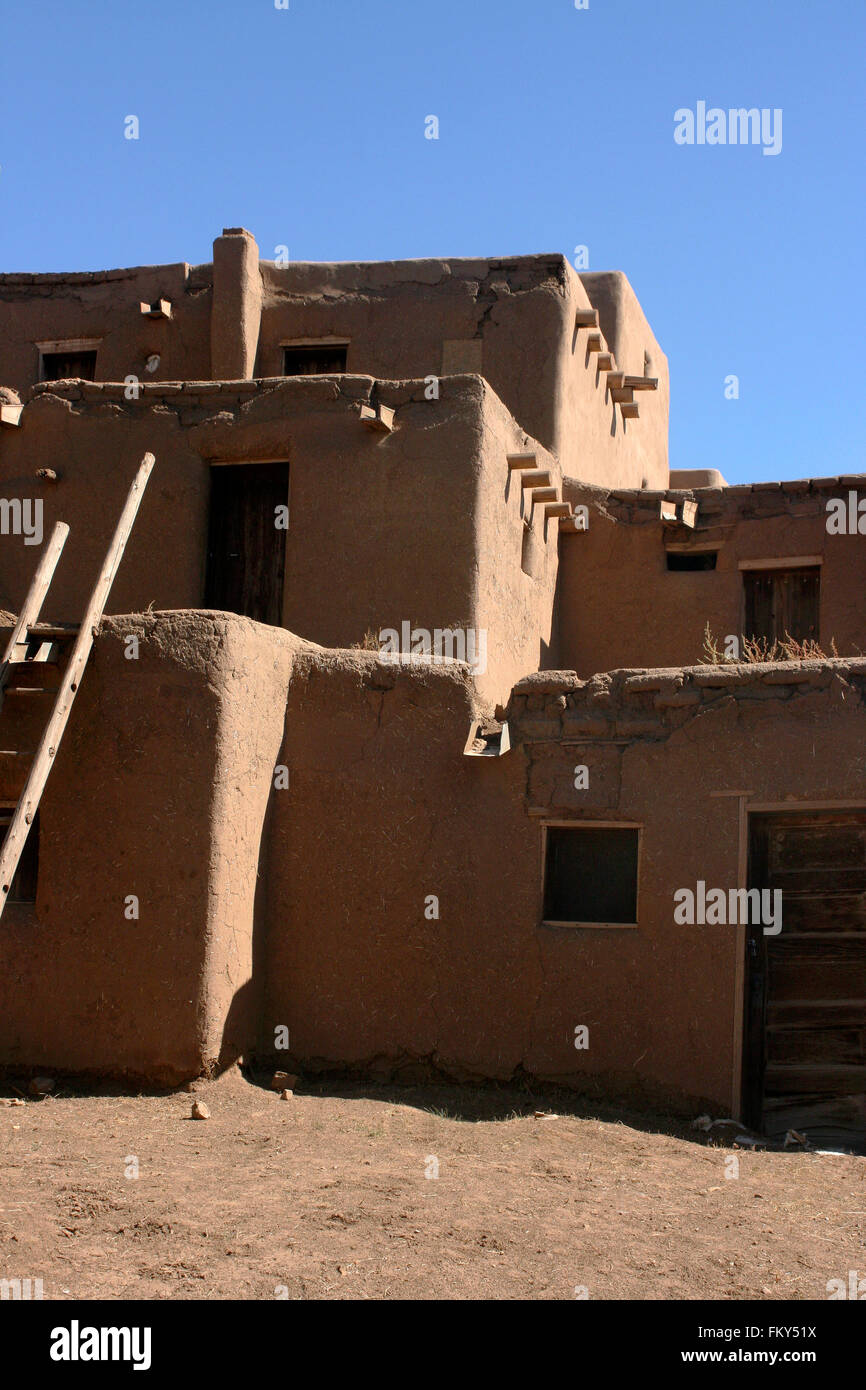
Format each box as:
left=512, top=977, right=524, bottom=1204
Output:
left=204, top=462, right=288, bottom=627
left=744, top=810, right=866, bottom=1152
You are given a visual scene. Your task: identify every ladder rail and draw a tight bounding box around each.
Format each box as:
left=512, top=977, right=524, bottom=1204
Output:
left=0, top=522, right=70, bottom=717
left=0, top=453, right=154, bottom=912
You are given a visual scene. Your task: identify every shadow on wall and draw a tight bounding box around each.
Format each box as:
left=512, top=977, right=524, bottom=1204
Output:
left=216, top=774, right=280, bottom=1074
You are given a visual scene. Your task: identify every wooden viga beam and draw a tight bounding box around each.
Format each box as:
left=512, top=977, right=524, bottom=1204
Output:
left=0, top=453, right=154, bottom=916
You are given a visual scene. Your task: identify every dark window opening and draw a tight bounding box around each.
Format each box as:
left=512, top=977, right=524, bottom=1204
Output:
left=205, top=462, right=289, bottom=627
left=0, top=809, right=39, bottom=904
left=543, top=826, right=639, bottom=925
left=40, top=350, right=97, bottom=382
left=666, top=551, right=717, bottom=572
left=282, top=344, right=348, bottom=376
left=743, top=566, right=820, bottom=645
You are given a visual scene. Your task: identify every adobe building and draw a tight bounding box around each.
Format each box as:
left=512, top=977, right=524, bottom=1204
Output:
left=0, top=227, right=864, bottom=1151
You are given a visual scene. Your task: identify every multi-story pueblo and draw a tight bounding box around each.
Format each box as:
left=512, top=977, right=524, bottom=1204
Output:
left=1, top=227, right=863, bottom=1151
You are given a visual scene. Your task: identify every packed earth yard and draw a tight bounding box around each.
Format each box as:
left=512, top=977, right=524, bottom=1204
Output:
left=1, top=1068, right=863, bottom=1301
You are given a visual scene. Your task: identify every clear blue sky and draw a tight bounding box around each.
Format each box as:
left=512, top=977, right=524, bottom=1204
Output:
left=1, top=0, right=863, bottom=484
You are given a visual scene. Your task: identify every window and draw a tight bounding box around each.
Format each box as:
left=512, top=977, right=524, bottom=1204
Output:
left=40, top=349, right=97, bottom=381
left=542, top=825, right=639, bottom=926
left=282, top=344, right=348, bottom=376
left=743, top=566, right=820, bottom=645
left=0, top=808, right=39, bottom=904
left=666, top=551, right=717, bottom=571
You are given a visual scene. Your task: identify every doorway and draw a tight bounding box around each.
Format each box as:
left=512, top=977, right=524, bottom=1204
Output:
left=743, top=810, right=866, bottom=1151
left=204, top=462, right=289, bottom=626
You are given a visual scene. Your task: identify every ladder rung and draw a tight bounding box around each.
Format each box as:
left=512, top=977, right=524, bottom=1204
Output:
left=1, top=688, right=55, bottom=698
left=12, top=641, right=61, bottom=663
left=27, top=623, right=80, bottom=639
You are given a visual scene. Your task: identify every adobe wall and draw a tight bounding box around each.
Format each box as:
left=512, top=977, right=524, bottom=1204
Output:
left=504, top=660, right=866, bottom=1112
left=261, top=649, right=535, bottom=1084
left=472, top=386, right=561, bottom=692
left=0, top=375, right=557, bottom=704
left=553, top=266, right=670, bottom=490
left=558, top=478, right=866, bottom=676
left=0, top=241, right=670, bottom=494
left=258, top=255, right=567, bottom=463
left=0, top=613, right=296, bottom=1082
left=259, top=647, right=866, bottom=1114
left=2, top=609, right=863, bottom=1112
left=194, top=614, right=298, bottom=1067
left=0, top=263, right=213, bottom=392
left=259, top=255, right=670, bottom=492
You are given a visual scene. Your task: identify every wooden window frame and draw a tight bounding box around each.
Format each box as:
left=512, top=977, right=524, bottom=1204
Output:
left=740, top=562, right=821, bottom=646
left=280, top=339, right=350, bottom=376
left=539, top=820, right=642, bottom=930
left=36, top=338, right=101, bottom=383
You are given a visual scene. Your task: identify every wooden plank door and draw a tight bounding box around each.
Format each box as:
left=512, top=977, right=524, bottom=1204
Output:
left=204, top=463, right=288, bottom=627
left=744, top=811, right=866, bottom=1151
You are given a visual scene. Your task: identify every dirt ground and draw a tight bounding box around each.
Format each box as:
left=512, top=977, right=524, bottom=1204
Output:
left=1, top=1068, right=863, bottom=1301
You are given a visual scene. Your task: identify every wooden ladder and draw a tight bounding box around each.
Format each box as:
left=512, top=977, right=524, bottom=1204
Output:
left=0, top=452, right=154, bottom=919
